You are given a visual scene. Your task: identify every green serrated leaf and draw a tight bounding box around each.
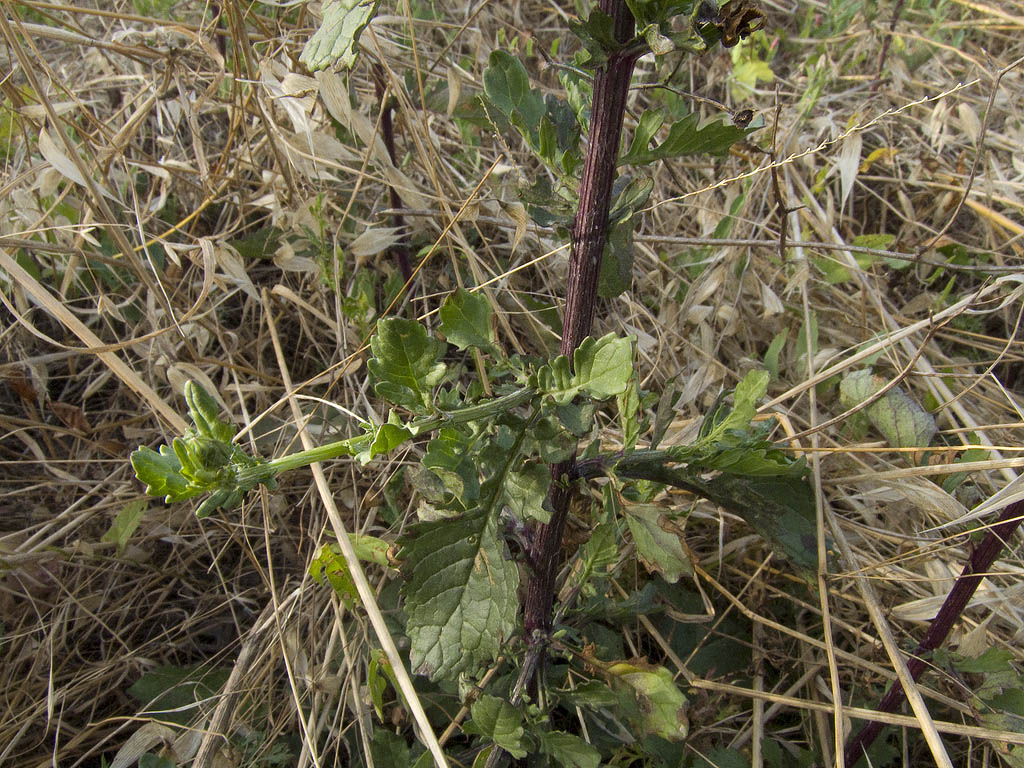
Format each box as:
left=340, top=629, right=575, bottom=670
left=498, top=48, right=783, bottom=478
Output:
left=620, top=110, right=749, bottom=165
left=839, top=369, right=937, bottom=448
left=464, top=695, right=527, bottom=758
left=607, top=662, right=689, bottom=741
left=399, top=509, right=519, bottom=680
left=439, top=288, right=495, bottom=351
left=625, top=504, right=691, bottom=583
left=103, top=499, right=148, bottom=553
left=368, top=317, right=447, bottom=412
left=299, top=0, right=381, bottom=72
left=539, top=731, right=601, bottom=768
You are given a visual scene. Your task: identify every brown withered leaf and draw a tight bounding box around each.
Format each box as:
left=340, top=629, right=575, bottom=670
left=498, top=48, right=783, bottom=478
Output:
left=718, top=1, right=765, bottom=47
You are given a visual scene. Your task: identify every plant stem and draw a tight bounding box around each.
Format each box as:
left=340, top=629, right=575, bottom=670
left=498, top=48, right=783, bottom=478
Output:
left=236, top=388, right=538, bottom=485
left=524, top=0, right=638, bottom=640
left=842, top=500, right=1024, bottom=767
left=373, top=66, right=414, bottom=284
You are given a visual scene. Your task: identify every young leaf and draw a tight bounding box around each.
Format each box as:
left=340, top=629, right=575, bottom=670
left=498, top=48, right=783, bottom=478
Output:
left=539, top=731, right=602, bottom=768
left=463, top=695, right=528, bottom=759
left=102, top=499, right=148, bottom=553
left=439, top=288, right=495, bottom=352
left=624, top=504, right=692, bottom=583
left=399, top=509, right=519, bottom=680
left=299, top=0, right=381, bottom=72
left=368, top=317, right=447, bottom=412
left=537, top=334, right=634, bottom=405
left=606, top=661, right=689, bottom=741
left=839, top=369, right=937, bottom=448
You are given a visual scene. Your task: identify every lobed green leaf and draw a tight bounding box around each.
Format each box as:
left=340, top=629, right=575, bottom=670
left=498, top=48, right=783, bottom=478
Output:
left=368, top=317, right=447, bottom=413
left=299, top=0, right=381, bottom=72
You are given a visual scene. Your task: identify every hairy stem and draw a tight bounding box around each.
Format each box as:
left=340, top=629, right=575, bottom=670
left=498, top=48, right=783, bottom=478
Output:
left=843, top=501, right=1024, bottom=766
left=524, top=0, right=638, bottom=640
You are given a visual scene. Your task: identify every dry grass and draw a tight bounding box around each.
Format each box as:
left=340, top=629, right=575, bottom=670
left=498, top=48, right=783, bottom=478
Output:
left=1, top=0, right=1023, bottom=766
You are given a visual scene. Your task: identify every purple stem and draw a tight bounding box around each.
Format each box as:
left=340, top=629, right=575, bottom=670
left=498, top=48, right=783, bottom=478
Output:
left=844, top=500, right=1024, bottom=766
left=523, top=0, right=639, bottom=639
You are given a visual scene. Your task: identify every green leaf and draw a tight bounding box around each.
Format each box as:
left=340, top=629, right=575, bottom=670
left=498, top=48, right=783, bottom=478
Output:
left=599, top=215, right=635, bottom=298
left=424, top=427, right=481, bottom=503
left=624, top=504, right=691, bottom=583
left=839, top=369, right=937, bottom=448
left=607, top=661, right=689, bottom=741
left=439, top=288, right=495, bottom=351
left=368, top=317, right=447, bottom=412
left=399, top=509, right=519, bottom=680
left=128, top=664, right=230, bottom=726
left=699, top=369, right=769, bottom=444
left=695, top=472, right=821, bottom=573
left=764, top=329, right=788, bottom=380
left=617, top=376, right=641, bottom=451
left=482, top=50, right=545, bottom=139
left=464, top=695, right=528, bottom=759
left=537, top=334, right=634, bottom=405
left=502, top=461, right=551, bottom=523
left=102, top=499, right=148, bottom=553
left=139, top=755, right=176, bottom=768
left=310, top=543, right=359, bottom=608
left=620, top=110, right=749, bottom=165
left=370, top=728, right=411, bottom=768
left=539, top=731, right=601, bottom=768
left=569, top=9, right=622, bottom=67
left=299, top=0, right=381, bottom=72
left=692, top=747, right=750, bottom=768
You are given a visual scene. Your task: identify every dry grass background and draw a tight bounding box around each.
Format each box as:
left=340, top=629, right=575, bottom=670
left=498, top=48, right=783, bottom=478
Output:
left=1, top=0, right=1023, bottom=766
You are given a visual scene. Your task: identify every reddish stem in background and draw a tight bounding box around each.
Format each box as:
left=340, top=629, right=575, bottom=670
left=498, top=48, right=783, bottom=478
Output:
left=523, top=0, right=639, bottom=640
left=373, top=68, right=414, bottom=284
left=843, top=501, right=1024, bottom=766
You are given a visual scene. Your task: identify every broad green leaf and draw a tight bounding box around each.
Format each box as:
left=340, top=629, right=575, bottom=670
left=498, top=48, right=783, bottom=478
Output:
left=695, top=472, right=820, bottom=573
left=370, top=728, right=411, bottom=768
left=620, top=110, right=749, bottom=165
left=538, top=334, right=634, bottom=405
left=503, top=461, right=551, bottom=523
left=399, top=509, right=519, bottom=680
left=482, top=50, right=545, bottom=139
left=368, top=317, right=447, bottom=412
left=839, top=369, right=937, bottom=448
left=299, top=0, right=381, bottom=72
left=624, top=504, right=691, bottom=583
left=439, top=288, right=495, bottom=351
left=424, top=427, right=481, bottom=502
left=128, top=664, right=230, bottom=726
left=698, top=369, right=769, bottom=444
left=539, top=731, right=601, bottom=768
left=692, top=748, right=750, bottom=768
left=102, top=499, right=148, bottom=553
left=607, top=661, right=689, bottom=741
left=464, top=695, right=528, bottom=758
